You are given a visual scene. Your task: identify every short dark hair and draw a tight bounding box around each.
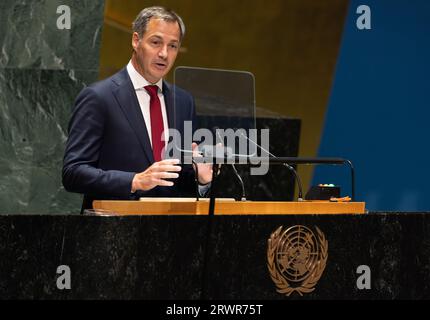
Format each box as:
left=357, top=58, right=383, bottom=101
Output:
left=132, top=6, right=185, bottom=42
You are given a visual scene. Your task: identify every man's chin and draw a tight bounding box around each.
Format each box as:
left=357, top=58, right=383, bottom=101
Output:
left=150, top=70, right=169, bottom=82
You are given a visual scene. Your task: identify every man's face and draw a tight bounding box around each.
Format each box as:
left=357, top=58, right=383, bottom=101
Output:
left=132, top=18, right=181, bottom=84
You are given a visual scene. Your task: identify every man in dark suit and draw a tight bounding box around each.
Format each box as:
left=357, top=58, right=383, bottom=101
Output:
left=62, top=6, right=212, bottom=211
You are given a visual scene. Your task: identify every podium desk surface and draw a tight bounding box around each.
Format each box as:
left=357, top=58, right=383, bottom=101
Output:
left=92, top=199, right=366, bottom=215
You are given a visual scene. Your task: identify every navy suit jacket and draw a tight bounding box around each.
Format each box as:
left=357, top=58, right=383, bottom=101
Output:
left=62, top=68, right=196, bottom=211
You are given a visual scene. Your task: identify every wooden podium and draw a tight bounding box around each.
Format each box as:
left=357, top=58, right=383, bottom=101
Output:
left=92, top=198, right=366, bottom=215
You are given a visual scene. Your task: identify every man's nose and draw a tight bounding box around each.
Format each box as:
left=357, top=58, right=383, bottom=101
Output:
left=158, top=45, right=168, bottom=59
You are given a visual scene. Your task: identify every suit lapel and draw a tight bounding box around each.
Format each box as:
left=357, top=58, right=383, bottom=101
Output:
left=163, top=81, right=175, bottom=131
left=111, top=69, right=154, bottom=164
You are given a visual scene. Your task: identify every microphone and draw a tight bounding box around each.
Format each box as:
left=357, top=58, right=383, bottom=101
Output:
left=214, top=128, right=247, bottom=201
left=240, top=132, right=304, bottom=201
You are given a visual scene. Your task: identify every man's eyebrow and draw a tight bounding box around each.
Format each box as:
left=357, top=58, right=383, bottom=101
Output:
left=148, top=35, right=179, bottom=43
left=149, top=35, right=163, bottom=40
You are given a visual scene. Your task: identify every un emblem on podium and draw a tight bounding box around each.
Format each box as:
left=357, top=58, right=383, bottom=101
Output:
left=267, top=225, right=328, bottom=296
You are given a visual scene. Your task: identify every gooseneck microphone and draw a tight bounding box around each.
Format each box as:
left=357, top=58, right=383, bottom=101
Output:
left=231, top=163, right=246, bottom=201
left=240, top=132, right=304, bottom=201
left=214, top=128, right=247, bottom=201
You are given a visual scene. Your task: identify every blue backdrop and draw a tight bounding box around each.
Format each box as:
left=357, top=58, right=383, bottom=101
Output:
left=313, top=0, right=430, bottom=211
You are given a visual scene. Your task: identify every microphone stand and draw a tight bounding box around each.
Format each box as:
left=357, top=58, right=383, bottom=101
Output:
left=191, top=159, right=200, bottom=201
left=201, top=161, right=219, bottom=299
left=208, top=162, right=220, bottom=216
left=283, top=163, right=304, bottom=201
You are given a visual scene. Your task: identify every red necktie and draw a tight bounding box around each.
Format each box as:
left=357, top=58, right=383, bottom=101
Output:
left=145, top=85, right=165, bottom=162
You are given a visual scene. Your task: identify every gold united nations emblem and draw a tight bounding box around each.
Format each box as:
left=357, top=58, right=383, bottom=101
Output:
left=267, top=225, right=328, bottom=296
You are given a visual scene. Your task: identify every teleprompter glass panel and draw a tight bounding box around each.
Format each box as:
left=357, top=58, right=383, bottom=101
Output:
left=171, top=67, right=256, bottom=163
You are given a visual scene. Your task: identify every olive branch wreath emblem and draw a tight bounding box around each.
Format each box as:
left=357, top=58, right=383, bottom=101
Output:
left=267, top=225, right=328, bottom=296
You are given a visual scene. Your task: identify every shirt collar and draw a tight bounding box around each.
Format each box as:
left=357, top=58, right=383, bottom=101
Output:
left=126, top=60, right=163, bottom=92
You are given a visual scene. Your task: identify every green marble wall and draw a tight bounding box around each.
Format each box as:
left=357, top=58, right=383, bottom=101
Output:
left=0, top=1, right=104, bottom=213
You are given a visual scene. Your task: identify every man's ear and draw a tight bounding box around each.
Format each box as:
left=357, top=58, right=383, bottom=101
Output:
left=131, top=32, right=140, bottom=52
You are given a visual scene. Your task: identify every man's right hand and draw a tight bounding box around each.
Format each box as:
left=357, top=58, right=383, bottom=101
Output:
left=131, top=159, right=182, bottom=192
